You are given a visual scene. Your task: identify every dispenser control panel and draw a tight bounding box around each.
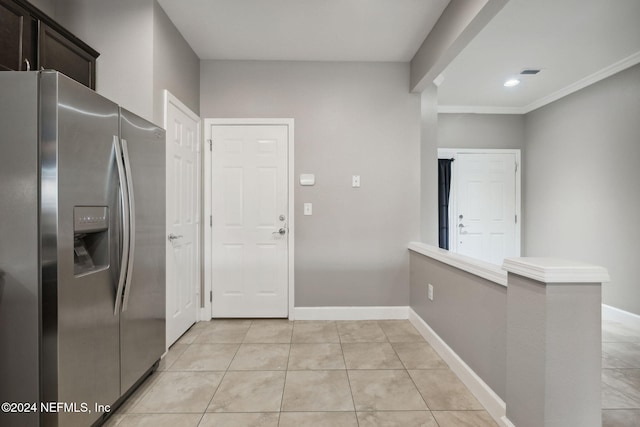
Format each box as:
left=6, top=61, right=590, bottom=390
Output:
left=74, top=206, right=108, bottom=233
left=73, top=206, right=109, bottom=276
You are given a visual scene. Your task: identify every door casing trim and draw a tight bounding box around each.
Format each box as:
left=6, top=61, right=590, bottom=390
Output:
left=203, top=118, right=295, bottom=320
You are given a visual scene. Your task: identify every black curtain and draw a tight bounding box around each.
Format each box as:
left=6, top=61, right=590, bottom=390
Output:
left=438, top=159, right=453, bottom=250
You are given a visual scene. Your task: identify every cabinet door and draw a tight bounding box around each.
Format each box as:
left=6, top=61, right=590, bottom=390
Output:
left=0, top=0, right=35, bottom=71
left=39, top=23, right=96, bottom=89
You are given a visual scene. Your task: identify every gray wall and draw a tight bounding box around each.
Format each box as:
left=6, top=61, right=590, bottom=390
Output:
left=54, top=0, right=200, bottom=126
left=524, top=64, right=640, bottom=316
left=201, top=60, right=421, bottom=306
left=29, top=0, right=55, bottom=16
left=152, top=2, right=200, bottom=121
left=438, top=113, right=525, bottom=150
left=410, top=251, right=507, bottom=399
left=55, top=0, right=155, bottom=122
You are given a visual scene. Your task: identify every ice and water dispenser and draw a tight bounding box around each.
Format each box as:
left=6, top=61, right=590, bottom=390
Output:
left=73, top=206, right=109, bottom=275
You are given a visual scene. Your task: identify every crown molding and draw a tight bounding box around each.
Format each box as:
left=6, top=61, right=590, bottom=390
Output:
left=437, top=105, right=526, bottom=114
left=438, top=50, right=640, bottom=116
left=523, top=51, right=640, bottom=113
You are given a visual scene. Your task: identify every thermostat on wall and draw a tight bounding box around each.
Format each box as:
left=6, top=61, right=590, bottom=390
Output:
left=300, top=174, right=315, bottom=186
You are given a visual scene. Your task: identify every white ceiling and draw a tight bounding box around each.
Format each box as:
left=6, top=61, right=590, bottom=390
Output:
left=437, top=0, right=640, bottom=113
left=158, top=0, right=640, bottom=113
left=157, top=0, right=450, bottom=62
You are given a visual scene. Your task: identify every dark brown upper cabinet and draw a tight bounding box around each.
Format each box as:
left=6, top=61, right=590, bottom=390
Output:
left=0, top=0, right=36, bottom=71
left=0, top=0, right=99, bottom=89
left=39, top=23, right=96, bottom=89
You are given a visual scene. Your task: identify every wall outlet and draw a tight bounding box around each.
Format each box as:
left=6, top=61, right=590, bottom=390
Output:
left=428, top=284, right=434, bottom=301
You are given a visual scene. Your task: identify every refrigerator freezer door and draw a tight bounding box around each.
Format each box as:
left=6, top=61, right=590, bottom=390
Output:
left=119, top=108, right=166, bottom=394
left=0, top=72, right=41, bottom=427
left=41, top=72, right=122, bottom=427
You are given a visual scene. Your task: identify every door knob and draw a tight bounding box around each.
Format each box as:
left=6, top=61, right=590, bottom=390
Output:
left=272, top=223, right=287, bottom=236
left=168, top=233, right=183, bottom=241
left=272, top=228, right=286, bottom=236
left=273, top=222, right=287, bottom=236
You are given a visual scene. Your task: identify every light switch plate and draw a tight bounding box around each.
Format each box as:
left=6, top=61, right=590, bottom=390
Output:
left=352, top=175, right=360, bottom=188
left=304, top=203, right=312, bottom=215
left=300, top=174, right=315, bottom=186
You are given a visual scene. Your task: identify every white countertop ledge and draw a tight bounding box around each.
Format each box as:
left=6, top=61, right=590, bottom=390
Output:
left=502, top=257, right=610, bottom=284
left=408, top=242, right=507, bottom=287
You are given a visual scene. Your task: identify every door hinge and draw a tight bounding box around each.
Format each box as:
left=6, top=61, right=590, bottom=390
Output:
left=210, top=215, right=212, bottom=227
left=208, top=139, right=212, bottom=151
left=515, top=162, right=518, bottom=173
left=210, top=291, right=212, bottom=302
left=515, top=214, right=518, bottom=224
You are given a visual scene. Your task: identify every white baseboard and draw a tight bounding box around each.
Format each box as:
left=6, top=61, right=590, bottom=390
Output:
left=408, top=308, right=508, bottom=427
left=602, top=304, right=640, bottom=330
left=500, top=415, right=516, bottom=427
left=293, top=306, right=409, bottom=321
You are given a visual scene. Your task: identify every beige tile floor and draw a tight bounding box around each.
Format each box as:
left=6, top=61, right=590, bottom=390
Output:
left=104, top=319, right=497, bottom=427
left=602, top=319, right=640, bottom=427
left=103, top=318, right=640, bottom=426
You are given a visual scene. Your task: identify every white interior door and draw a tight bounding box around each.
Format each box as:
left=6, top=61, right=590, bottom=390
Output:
left=165, top=92, right=200, bottom=347
left=455, top=152, right=518, bottom=265
left=210, top=124, right=289, bottom=318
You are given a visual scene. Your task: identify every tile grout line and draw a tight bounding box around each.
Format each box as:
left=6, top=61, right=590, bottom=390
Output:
left=177, top=326, right=207, bottom=427
left=198, top=323, right=248, bottom=420
left=123, top=322, right=207, bottom=417
left=277, top=321, right=294, bottom=424
left=337, top=320, right=360, bottom=427
left=123, top=323, right=205, bottom=422
left=378, top=320, right=444, bottom=427
left=121, top=319, right=591, bottom=425
left=112, top=319, right=640, bottom=425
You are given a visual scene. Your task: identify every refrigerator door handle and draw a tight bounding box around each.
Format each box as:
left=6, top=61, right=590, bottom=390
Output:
left=121, top=138, right=136, bottom=312
left=113, top=136, right=130, bottom=315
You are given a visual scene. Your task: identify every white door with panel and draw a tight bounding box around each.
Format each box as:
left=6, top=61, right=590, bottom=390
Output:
left=165, top=92, right=200, bottom=347
left=455, top=153, right=518, bottom=265
left=210, top=124, right=288, bottom=317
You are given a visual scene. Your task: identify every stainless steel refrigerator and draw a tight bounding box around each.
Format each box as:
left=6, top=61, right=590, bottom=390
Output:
left=0, top=71, right=166, bottom=427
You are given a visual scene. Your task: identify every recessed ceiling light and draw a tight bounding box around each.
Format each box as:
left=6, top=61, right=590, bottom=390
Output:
left=504, top=79, right=520, bottom=87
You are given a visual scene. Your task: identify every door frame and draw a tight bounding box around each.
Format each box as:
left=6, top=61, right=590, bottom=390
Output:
left=437, top=148, right=521, bottom=257
left=163, top=90, right=202, bottom=343
left=203, top=118, right=295, bottom=320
